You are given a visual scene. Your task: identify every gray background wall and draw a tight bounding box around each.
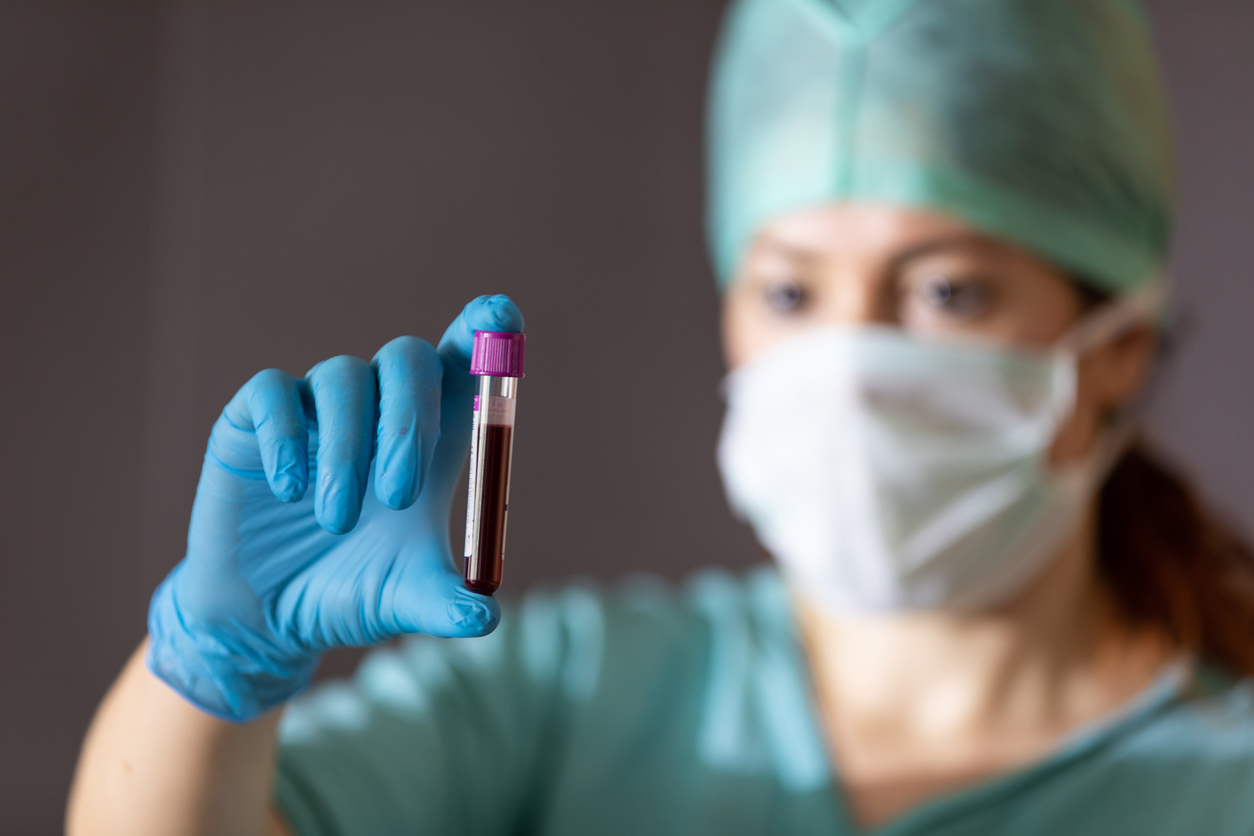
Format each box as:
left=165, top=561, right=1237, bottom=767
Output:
left=1, top=1, right=1250, bottom=832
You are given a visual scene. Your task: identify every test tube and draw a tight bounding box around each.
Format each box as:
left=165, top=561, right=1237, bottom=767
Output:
left=464, top=330, right=525, bottom=595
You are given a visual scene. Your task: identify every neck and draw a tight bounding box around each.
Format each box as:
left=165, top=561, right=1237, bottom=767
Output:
left=797, top=512, right=1172, bottom=754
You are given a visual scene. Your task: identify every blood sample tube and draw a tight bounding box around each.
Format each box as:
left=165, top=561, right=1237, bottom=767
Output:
left=464, top=330, right=525, bottom=595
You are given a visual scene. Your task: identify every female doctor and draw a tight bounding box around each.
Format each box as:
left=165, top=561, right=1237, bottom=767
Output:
left=68, top=0, right=1254, bottom=833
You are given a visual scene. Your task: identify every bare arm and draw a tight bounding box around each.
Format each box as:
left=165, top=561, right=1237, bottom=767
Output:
left=66, top=640, right=292, bottom=836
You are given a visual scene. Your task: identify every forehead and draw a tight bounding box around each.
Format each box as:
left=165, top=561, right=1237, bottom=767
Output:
left=746, top=202, right=1059, bottom=277
left=753, top=203, right=977, bottom=256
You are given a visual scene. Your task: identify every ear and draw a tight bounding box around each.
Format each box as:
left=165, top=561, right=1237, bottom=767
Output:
left=1081, top=324, right=1158, bottom=416
left=1050, top=324, right=1156, bottom=467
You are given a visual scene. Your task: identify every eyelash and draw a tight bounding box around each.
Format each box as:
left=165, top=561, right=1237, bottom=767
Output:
left=764, top=277, right=807, bottom=312
left=912, top=275, right=991, bottom=315
left=754, top=270, right=993, bottom=320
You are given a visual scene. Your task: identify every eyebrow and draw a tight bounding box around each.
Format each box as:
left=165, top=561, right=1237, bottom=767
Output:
left=754, top=231, right=1002, bottom=271
left=886, top=234, right=1002, bottom=272
left=752, top=236, right=824, bottom=264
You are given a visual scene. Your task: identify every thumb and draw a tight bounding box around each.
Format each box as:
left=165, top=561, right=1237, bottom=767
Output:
left=383, top=555, right=501, bottom=638
left=437, top=294, right=525, bottom=377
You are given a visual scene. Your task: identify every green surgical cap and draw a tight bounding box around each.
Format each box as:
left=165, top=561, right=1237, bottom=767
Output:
left=707, top=0, right=1175, bottom=293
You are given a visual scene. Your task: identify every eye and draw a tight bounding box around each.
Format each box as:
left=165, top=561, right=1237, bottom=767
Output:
left=764, top=277, right=807, bottom=312
left=920, top=275, right=953, bottom=306
left=914, top=274, right=991, bottom=318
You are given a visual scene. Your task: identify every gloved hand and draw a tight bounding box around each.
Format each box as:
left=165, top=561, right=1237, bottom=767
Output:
left=147, top=295, right=523, bottom=722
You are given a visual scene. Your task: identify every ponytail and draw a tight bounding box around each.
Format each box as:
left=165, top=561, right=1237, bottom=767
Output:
left=1099, top=444, right=1254, bottom=676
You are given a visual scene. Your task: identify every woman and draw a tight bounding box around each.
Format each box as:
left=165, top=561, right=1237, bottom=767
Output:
left=68, top=0, right=1254, bottom=833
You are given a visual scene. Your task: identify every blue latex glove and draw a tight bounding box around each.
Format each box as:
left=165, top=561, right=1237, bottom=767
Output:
left=147, top=295, right=523, bottom=722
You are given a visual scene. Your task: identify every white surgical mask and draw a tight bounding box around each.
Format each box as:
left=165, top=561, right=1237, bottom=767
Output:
left=716, top=288, right=1160, bottom=613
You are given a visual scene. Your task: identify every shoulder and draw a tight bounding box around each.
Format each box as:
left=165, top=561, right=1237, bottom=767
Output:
left=1147, top=660, right=1254, bottom=753
left=529, top=566, right=830, bottom=793
left=502, top=564, right=795, bottom=704
left=1088, top=660, right=1254, bottom=831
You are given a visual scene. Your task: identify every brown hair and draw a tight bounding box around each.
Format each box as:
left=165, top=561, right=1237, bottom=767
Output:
left=1099, top=443, right=1254, bottom=676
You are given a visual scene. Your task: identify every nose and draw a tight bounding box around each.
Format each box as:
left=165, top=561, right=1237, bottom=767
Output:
left=826, top=267, right=894, bottom=326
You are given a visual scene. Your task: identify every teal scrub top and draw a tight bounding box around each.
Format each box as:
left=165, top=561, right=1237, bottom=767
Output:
left=275, top=567, right=1254, bottom=835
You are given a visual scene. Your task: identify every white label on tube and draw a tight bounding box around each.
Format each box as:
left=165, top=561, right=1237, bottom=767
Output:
left=464, top=398, right=481, bottom=557
left=483, top=395, right=516, bottom=426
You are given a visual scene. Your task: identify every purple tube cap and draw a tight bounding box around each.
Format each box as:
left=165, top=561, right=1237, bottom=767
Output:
left=469, top=330, right=525, bottom=377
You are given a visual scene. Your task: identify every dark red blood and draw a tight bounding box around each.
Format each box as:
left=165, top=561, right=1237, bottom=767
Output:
left=464, top=423, right=512, bottom=595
